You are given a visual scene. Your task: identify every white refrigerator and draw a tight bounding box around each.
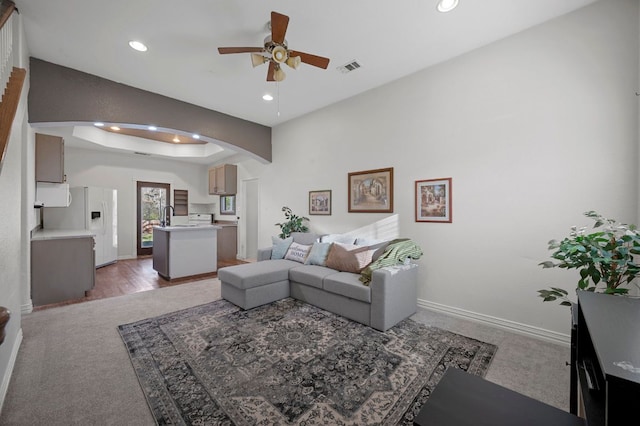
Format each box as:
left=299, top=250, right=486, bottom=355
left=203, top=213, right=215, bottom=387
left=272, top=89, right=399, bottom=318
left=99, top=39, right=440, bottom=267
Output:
left=43, top=186, right=118, bottom=268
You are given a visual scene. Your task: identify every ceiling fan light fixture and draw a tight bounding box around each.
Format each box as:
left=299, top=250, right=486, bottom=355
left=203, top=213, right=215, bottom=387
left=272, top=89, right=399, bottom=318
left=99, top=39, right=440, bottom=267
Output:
left=273, top=65, right=286, bottom=82
left=272, top=45, right=288, bottom=64
left=251, top=53, right=268, bottom=68
left=437, top=0, right=459, bottom=12
left=285, top=55, right=301, bottom=70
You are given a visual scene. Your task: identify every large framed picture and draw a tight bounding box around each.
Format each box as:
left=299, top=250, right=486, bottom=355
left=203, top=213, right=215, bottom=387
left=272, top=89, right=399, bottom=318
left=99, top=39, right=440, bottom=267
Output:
left=309, top=190, right=332, bottom=215
left=348, top=167, right=393, bottom=213
left=415, top=178, right=452, bottom=223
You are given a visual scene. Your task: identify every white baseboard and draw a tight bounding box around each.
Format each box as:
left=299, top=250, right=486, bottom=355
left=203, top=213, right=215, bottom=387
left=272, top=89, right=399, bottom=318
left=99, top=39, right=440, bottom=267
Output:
left=0, top=328, right=23, bottom=414
left=20, top=301, right=32, bottom=314
left=417, top=298, right=570, bottom=346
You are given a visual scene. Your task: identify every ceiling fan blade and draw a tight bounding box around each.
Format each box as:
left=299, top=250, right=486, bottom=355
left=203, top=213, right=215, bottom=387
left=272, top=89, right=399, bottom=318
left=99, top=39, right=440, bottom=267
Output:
left=288, top=50, right=330, bottom=69
left=218, top=47, right=263, bottom=54
left=271, top=11, right=289, bottom=44
left=267, top=61, right=276, bottom=81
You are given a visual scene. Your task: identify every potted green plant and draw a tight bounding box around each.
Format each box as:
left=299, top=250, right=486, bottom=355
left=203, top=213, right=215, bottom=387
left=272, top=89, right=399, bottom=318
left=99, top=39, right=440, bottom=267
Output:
left=538, top=211, right=640, bottom=306
left=275, top=206, right=309, bottom=239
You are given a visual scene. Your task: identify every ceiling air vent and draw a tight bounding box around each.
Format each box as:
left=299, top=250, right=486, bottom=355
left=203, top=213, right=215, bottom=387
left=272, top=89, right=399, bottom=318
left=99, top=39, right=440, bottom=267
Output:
left=134, top=151, right=151, bottom=156
left=337, top=60, right=361, bottom=74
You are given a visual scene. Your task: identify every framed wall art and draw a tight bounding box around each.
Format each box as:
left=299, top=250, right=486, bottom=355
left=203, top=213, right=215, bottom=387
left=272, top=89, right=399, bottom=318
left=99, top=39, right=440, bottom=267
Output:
left=415, top=178, right=452, bottom=223
left=309, top=190, right=332, bottom=215
left=348, top=167, right=393, bottom=213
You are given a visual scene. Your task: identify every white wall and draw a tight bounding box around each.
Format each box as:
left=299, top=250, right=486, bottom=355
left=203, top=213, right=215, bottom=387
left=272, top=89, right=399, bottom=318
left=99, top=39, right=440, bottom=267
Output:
left=244, top=0, right=639, bottom=339
left=0, top=80, right=28, bottom=414
left=0, top=11, right=32, bottom=410
left=63, top=147, right=216, bottom=259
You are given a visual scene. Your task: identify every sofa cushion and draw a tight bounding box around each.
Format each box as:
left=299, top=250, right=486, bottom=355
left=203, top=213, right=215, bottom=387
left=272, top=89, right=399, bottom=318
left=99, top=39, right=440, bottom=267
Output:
left=218, top=259, right=298, bottom=290
left=284, top=242, right=312, bottom=263
left=323, top=272, right=372, bottom=303
left=271, top=236, right=293, bottom=259
left=289, top=265, right=338, bottom=289
left=324, top=242, right=376, bottom=273
left=304, top=242, right=332, bottom=266
left=291, top=232, right=320, bottom=245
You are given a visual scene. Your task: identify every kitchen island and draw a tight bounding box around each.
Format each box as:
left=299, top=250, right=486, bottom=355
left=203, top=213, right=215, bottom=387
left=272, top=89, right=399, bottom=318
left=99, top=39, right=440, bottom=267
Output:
left=152, top=225, right=220, bottom=280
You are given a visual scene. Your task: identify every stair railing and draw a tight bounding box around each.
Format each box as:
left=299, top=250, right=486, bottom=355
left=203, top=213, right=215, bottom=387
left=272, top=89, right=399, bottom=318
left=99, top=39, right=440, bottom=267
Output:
left=0, top=0, right=16, bottom=102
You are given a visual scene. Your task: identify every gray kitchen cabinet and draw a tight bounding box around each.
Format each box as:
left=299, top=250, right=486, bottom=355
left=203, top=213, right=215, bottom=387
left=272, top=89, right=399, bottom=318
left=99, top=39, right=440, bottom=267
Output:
left=152, top=227, right=170, bottom=277
left=208, top=164, right=237, bottom=195
left=217, top=224, right=237, bottom=260
left=35, top=133, right=65, bottom=183
left=31, top=234, right=95, bottom=306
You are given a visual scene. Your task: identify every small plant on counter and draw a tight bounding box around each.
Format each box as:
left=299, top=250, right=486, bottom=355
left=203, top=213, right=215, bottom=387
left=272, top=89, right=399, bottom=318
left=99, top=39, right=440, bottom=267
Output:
left=275, top=206, right=309, bottom=239
left=538, top=211, right=640, bottom=306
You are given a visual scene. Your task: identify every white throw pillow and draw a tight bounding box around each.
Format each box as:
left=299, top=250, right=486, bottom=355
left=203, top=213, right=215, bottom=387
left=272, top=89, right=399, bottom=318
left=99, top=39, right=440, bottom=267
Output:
left=321, top=234, right=356, bottom=244
left=355, top=237, right=385, bottom=246
left=284, top=242, right=312, bottom=263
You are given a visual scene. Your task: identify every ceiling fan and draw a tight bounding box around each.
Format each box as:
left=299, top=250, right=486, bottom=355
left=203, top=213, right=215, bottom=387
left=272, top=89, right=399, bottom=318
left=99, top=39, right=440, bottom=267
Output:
left=218, top=11, right=330, bottom=82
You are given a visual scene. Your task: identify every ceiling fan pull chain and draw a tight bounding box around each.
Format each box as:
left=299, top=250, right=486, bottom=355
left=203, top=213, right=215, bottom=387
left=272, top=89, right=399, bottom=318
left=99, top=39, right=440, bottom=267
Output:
left=277, top=82, right=281, bottom=117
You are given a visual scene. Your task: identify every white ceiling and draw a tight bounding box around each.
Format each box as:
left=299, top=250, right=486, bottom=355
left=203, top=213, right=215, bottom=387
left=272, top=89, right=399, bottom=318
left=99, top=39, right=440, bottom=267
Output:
left=16, top=0, right=598, bottom=162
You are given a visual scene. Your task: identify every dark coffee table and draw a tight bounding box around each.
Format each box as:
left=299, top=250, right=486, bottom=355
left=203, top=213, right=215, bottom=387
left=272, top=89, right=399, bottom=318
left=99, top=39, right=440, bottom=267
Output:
left=413, top=367, right=585, bottom=426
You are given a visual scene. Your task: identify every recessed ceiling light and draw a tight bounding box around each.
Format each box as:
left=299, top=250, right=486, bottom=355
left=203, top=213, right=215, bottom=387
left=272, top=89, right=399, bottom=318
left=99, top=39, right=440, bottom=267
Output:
left=110, top=126, right=120, bottom=131
left=148, top=125, right=157, bottom=131
left=437, top=0, right=459, bottom=12
left=192, top=134, right=200, bottom=139
left=128, top=40, right=148, bottom=52
left=94, top=122, right=104, bottom=127
left=173, top=135, right=180, bottom=143
left=262, top=94, right=274, bottom=101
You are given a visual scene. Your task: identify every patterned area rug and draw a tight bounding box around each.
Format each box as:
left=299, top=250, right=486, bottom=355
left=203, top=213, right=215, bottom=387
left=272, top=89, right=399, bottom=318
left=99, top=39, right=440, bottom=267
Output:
left=118, top=298, right=496, bottom=425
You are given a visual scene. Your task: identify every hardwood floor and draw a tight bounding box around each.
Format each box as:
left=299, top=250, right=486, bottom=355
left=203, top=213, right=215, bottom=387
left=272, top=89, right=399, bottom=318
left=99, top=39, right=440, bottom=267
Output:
left=33, top=256, right=247, bottom=311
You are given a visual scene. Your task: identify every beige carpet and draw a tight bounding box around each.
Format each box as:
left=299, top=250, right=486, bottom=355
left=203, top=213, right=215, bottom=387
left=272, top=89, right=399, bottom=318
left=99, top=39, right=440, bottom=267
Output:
left=1, top=279, right=221, bottom=425
left=0, top=279, right=571, bottom=425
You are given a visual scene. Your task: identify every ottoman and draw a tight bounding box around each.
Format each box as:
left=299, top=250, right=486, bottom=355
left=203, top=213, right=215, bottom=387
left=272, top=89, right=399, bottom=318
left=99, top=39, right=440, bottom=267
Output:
left=218, top=259, right=297, bottom=309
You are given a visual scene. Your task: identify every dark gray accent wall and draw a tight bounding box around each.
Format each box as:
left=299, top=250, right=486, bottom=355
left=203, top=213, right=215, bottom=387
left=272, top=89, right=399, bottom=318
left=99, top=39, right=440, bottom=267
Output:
left=28, top=57, right=272, bottom=163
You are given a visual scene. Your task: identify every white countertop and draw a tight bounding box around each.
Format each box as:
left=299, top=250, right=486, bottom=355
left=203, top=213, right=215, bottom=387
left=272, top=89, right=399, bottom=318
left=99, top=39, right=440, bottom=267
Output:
left=154, top=224, right=221, bottom=232
left=32, top=228, right=95, bottom=240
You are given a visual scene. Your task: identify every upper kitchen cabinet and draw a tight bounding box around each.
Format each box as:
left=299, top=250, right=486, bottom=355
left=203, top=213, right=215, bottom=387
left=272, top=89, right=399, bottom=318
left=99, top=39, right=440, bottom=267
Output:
left=35, top=133, right=65, bottom=183
left=208, top=164, right=237, bottom=195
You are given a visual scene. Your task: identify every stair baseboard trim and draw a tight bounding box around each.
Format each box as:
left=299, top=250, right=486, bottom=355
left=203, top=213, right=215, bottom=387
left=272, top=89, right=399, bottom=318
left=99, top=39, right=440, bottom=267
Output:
left=417, top=298, right=570, bottom=345
left=0, top=327, right=22, bottom=414
left=20, top=300, right=32, bottom=314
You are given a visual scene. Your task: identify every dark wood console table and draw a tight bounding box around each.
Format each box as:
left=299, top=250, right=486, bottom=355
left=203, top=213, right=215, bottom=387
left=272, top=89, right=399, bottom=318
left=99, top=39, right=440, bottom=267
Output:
left=413, top=367, right=584, bottom=426
left=571, top=291, right=640, bottom=425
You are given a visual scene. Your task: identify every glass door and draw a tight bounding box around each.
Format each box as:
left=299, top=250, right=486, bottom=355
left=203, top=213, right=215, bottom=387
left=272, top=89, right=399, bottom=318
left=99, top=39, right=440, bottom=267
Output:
left=136, top=181, right=170, bottom=256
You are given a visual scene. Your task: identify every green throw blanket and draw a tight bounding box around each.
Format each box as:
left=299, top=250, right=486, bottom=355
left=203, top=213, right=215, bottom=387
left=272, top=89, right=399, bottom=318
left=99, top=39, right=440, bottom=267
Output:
left=360, top=238, right=423, bottom=285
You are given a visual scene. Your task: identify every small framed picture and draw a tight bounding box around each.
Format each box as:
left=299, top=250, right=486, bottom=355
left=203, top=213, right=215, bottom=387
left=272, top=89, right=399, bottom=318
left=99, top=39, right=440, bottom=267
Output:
left=309, top=190, right=332, bottom=215
left=348, top=167, right=393, bottom=213
left=415, top=178, right=452, bottom=223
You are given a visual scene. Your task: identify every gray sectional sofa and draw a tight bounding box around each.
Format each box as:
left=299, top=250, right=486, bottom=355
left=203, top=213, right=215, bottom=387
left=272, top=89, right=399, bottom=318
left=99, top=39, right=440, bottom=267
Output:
left=218, top=232, right=419, bottom=331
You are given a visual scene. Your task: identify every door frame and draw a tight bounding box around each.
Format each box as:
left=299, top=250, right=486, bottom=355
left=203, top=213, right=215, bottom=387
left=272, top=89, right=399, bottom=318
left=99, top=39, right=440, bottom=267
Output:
left=241, top=178, right=259, bottom=260
left=136, top=181, right=170, bottom=256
